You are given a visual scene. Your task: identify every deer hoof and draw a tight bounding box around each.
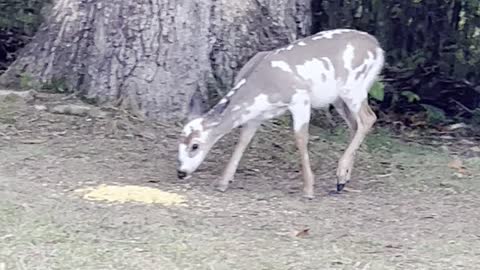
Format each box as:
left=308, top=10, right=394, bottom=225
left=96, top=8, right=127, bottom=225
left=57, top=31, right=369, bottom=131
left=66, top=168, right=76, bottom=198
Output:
left=336, top=183, right=345, bottom=192
left=214, top=185, right=228, bottom=192
left=213, top=181, right=229, bottom=192
left=303, top=193, right=315, bottom=200
left=302, top=190, right=315, bottom=200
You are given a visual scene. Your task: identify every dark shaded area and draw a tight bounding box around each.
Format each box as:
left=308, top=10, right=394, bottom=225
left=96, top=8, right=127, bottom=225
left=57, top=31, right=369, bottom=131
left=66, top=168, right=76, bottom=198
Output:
left=381, top=65, right=480, bottom=122
left=0, top=0, right=46, bottom=74
left=0, top=29, right=24, bottom=72
left=311, top=0, right=480, bottom=124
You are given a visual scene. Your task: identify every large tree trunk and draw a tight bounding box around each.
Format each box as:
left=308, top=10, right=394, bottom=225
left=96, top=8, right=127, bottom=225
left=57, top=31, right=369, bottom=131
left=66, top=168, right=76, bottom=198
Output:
left=0, top=0, right=311, bottom=120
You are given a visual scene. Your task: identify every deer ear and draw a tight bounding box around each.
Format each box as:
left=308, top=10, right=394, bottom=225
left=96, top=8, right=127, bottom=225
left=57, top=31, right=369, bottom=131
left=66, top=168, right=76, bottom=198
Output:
left=187, top=90, right=207, bottom=121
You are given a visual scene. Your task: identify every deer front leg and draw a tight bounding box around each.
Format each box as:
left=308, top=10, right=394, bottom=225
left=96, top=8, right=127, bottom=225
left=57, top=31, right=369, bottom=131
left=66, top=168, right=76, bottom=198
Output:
left=289, top=94, right=315, bottom=198
left=294, top=124, right=315, bottom=199
left=336, top=101, right=377, bottom=191
left=214, top=122, right=260, bottom=192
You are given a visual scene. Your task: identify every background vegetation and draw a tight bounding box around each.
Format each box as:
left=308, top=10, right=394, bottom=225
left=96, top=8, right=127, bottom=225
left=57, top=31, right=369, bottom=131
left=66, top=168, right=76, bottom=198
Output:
left=0, top=0, right=46, bottom=72
left=312, top=0, right=480, bottom=125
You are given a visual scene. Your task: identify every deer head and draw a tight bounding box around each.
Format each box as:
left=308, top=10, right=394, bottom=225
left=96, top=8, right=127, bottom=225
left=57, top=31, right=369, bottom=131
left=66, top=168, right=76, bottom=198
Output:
left=176, top=92, right=207, bottom=179
left=176, top=91, right=229, bottom=179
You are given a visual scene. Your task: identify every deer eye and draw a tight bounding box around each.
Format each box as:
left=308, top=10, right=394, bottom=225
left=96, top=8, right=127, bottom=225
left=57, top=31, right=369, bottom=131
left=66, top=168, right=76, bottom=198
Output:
left=191, top=144, right=199, bottom=151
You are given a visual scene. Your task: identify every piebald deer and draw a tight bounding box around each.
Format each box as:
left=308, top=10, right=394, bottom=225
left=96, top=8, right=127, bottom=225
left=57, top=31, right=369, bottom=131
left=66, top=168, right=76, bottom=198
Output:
left=177, top=29, right=384, bottom=198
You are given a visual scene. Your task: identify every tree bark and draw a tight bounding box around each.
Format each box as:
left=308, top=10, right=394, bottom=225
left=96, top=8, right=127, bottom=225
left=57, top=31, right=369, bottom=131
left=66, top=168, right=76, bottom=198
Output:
left=0, top=0, right=311, bottom=120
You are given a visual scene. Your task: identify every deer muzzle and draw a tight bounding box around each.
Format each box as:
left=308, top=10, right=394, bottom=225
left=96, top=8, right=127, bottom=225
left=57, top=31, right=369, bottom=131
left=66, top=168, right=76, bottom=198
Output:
left=177, top=170, right=188, bottom=179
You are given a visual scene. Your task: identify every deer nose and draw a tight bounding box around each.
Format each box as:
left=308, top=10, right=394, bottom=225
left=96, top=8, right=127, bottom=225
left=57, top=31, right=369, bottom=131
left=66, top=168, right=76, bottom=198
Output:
left=177, top=170, right=187, bottom=179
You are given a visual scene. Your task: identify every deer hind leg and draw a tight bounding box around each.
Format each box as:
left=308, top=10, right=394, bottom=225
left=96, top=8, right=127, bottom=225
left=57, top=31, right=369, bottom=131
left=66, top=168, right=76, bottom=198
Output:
left=289, top=91, right=315, bottom=198
left=332, top=99, right=357, bottom=140
left=214, top=121, right=260, bottom=192
left=336, top=99, right=377, bottom=192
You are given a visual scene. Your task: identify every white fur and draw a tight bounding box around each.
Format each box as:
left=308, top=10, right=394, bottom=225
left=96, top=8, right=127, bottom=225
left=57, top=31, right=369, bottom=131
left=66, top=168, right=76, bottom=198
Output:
left=295, top=58, right=338, bottom=108
left=224, top=79, right=247, bottom=98
left=182, top=118, right=204, bottom=136
left=289, top=90, right=311, bottom=131
left=178, top=143, right=189, bottom=169
left=233, top=79, right=246, bottom=90
left=342, top=44, right=355, bottom=70
left=178, top=143, right=206, bottom=174
left=340, top=45, right=384, bottom=113
left=219, top=98, right=228, bottom=104
left=178, top=118, right=211, bottom=174
left=292, top=43, right=384, bottom=113
left=239, top=94, right=287, bottom=124
left=274, top=44, right=295, bottom=54
left=271, top=60, right=293, bottom=73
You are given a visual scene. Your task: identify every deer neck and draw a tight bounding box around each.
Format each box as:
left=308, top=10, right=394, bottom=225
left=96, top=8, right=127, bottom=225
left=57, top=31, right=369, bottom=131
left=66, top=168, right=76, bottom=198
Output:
left=203, top=101, right=253, bottom=142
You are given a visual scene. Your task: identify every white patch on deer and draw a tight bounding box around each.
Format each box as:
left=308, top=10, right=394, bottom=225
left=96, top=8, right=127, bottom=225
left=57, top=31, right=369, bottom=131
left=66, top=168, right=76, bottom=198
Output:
left=295, top=58, right=338, bottom=108
left=289, top=90, right=311, bottom=131
left=312, top=29, right=354, bottom=40
left=239, top=94, right=287, bottom=123
left=271, top=60, right=293, bottom=73
left=233, top=79, right=246, bottom=90
left=274, top=44, right=294, bottom=54
left=182, top=118, right=210, bottom=143
left=342, top=43, right=355, bottom=70
left=341, top=45, right=384, bottom=113
left=297, top=41, right=307, bottom=46
left=219, top=98, right=228, bottom=104
left=182, top=118, right=204, bottom=136
left=178, top=143, right=188, bottom=163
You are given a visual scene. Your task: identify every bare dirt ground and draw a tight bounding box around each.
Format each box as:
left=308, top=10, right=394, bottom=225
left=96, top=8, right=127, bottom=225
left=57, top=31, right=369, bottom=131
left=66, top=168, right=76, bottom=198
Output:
left=1, top=92, right=480, bottom=270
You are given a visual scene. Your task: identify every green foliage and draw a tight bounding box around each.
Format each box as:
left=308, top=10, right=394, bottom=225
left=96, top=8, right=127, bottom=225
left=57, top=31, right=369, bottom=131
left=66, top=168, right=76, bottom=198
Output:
left=19, top=72, right=36, bottom=89
left=401, top=91, right=420, bottom=103
left=369, top=80, right=385, bottom=101
left=421, top=104, right=446, bottom=124
left=18, top=72, right=68, bottom=93
left=312, top=0, right=480, bottom=112
left=0, top=0, right=47, bottom=74
left=41, top=77, right=69, bottom=93
left=0, top=0, right=46, bottom=34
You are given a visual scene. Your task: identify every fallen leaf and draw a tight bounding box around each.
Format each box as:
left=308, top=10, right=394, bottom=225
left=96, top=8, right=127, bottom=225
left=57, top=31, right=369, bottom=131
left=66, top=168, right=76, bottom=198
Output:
left=290, top=228, right=310, bottom=238
left=448, top=158, right=468, bottom=175
left=448, top=159, right=463, bottom=170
